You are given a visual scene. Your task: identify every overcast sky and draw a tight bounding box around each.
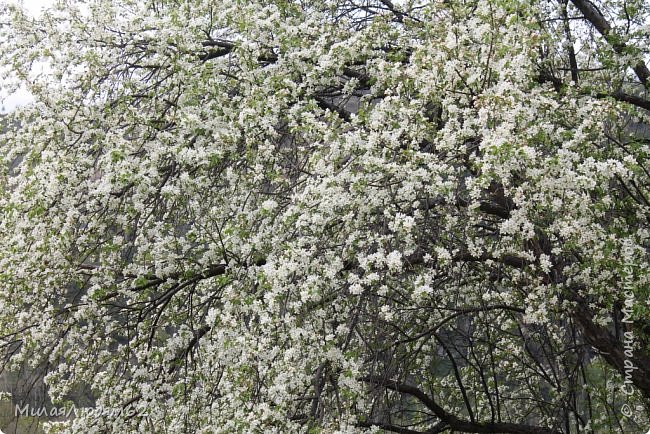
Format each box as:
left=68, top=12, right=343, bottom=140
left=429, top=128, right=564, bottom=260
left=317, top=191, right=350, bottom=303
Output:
left=22, top=0, right=53, bottom=15
left=0, top=0, right=54, bottom=113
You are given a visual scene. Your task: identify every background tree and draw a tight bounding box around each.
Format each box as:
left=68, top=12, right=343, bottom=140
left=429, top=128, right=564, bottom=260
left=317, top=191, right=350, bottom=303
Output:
left=0, top=0, right=649, bottom=432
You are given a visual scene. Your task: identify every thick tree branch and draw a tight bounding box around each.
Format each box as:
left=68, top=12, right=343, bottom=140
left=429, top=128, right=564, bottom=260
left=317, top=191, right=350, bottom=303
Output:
left=357, top=420, right=427, bottom=434
left=606, top=90, right=650, bottom=111
left=361, top=376, right=561, bottom=434
left=569, top=0, right=650, bottom=86
left=560, top=0, right=579, bottom=83
left=167, top=325, right=211, bottom=374
left=314, top=96, right=353, bottom=122
left=571, top=295, right=650, bottom=399
left=537, top=72, right=650, bottom=111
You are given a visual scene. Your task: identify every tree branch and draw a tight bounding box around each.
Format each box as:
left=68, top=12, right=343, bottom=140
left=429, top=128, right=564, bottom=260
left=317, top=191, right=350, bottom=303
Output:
left=357, top=420, right=428, bottom=434
left=571, top=294, right=650, bottom=399
left=361, top=376, right=561, bottom=434
left=569, top=0, right=649, bottom=86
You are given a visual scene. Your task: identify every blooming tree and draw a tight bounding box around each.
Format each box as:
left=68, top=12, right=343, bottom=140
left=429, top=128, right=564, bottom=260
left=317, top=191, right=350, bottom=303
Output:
left=0, top=0, right=649, bottom=432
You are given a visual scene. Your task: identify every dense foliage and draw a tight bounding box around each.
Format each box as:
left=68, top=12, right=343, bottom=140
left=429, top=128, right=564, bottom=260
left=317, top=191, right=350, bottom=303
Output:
left=1, top=0, right=649, bottom=432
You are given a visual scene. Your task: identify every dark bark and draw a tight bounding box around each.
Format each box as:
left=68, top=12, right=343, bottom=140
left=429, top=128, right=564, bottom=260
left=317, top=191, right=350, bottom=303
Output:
left=362, top=376, right=562, bottom=434
left=569, top=0, right=650, bottom=86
